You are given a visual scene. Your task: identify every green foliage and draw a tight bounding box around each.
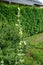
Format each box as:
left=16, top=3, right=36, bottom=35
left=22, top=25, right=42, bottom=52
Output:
left=20, top=6, right=43, bottom=36
left=0, top=3, right=20, bottom=65
left=0, top=3, right=43, bottom=65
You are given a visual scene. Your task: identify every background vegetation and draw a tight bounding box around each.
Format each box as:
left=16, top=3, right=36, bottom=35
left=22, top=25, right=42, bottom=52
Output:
left=0, top=3, right=43, bottom=65
left=20, top=6, right=43, bottom=36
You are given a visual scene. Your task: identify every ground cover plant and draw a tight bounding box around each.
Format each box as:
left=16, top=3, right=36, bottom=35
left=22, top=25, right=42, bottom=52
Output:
left=0, top=2, right=43, bottom=65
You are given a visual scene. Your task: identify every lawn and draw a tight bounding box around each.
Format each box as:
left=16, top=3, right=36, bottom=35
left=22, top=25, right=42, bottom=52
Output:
left=23, top=33, right=43, bottom=65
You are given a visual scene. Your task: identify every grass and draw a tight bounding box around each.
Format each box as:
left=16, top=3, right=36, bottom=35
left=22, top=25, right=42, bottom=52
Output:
left=24, top=33, right=43, bottom=48
left=23, top=33, right=43, bottom=65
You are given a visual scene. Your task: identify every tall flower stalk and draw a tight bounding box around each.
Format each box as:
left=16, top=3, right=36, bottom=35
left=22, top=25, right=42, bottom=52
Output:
left=15, top=5, right=27, bottom=65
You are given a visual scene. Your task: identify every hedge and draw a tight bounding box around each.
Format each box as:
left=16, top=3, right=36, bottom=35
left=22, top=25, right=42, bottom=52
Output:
left=20, top=6, right=43, bottom=36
